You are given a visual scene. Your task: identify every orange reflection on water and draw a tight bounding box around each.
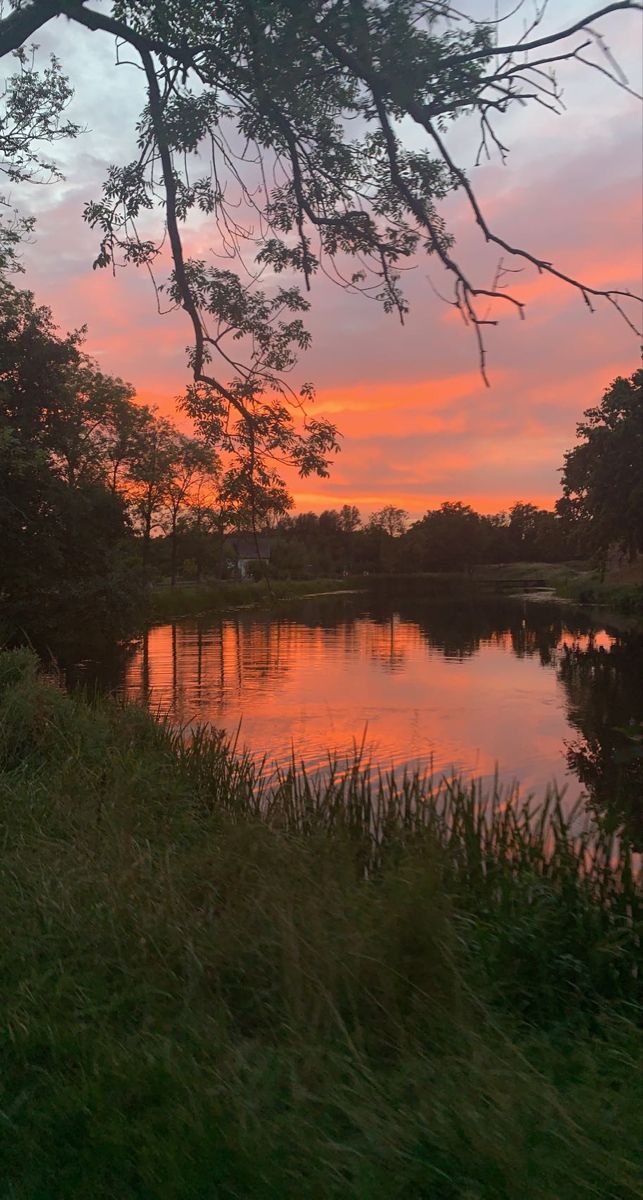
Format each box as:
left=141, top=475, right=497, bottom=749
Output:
left=118, top=602, right=617, bottom=802
left=557, top=630, right=616, bottom=653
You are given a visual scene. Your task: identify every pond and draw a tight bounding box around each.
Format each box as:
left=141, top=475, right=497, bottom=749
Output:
left=75, top=585, right=642, bottom=836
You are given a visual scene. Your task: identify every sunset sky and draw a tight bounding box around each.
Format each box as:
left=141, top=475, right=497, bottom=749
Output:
left=11, top=1, right=643, bottom=517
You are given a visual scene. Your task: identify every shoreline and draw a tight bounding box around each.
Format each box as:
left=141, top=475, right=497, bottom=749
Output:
left=145, top=567, right=642, bottom=630
left=146, top=577, right=364, bottom=624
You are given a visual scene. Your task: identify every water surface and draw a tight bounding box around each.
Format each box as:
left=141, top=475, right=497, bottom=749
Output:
left=93, top=589, right=641, bottom=829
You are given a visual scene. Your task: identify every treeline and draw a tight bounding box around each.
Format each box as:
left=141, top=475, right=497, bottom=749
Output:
left=148, top=498, right=585, bottom=585
left=2, top=282, right=640, bottom=639
left=260, top=500, right=584, bottom=580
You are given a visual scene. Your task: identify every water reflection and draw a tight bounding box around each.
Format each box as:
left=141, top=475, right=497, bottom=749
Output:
left=76, top=591, right=641, bottom=836
left=557, top=635, right=643, bottom=844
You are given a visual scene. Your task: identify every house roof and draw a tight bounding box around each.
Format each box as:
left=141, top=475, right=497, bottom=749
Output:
left=228, top=535, right=272, bottom=559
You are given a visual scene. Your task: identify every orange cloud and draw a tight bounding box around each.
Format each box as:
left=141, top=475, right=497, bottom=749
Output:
left=17, top=40, right=642, bottom=524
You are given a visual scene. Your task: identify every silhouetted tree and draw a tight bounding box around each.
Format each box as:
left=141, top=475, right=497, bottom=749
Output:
left=98, top=393, right=156, bottom=496
left=338, top=505, right=361, bottom=535
left=560, top=368, right=643, bottom=564
left=0, top=47, right=79, bottom=274
left=409, top=502, right=486, bottom=571
left=128, top=417, right=181, bottom=566
left=162, top=436, right=219, bottom=585
left=369, top=506, right=408, bottom=538
left=365, top=505, right=407, bottom=570
left=0, top=286, right=141, bottom=638
left=0, top=285, right=85, bottom=447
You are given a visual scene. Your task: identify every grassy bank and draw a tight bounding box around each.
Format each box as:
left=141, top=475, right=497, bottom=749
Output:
left=472, top=560, right=589, bottom=586
left=146, top=566, right=578, bottom=624
left=148, top=576, right=361, bottom=621
left=147, top=564, right=643, bottom=626
left=469, top=562, right=642, bottom=620
left=555, top=573, right=643, bottom=618
left=0, top=649, right=641, bottom=1199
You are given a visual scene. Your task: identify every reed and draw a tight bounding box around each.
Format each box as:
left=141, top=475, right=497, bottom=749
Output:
left=0, top=647, right=640, bottom=1199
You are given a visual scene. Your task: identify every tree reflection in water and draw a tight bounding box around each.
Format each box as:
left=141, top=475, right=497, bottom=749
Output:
left=58, top=587, right=641, bottom=843
left=380, top=590, right=642, bottom=843
left=557, top=635, right=643, bottom=847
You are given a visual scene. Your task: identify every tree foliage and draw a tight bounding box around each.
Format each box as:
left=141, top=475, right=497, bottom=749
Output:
left=369, top=505, right=408, bottom=537
left=559, top=367, right=643, bottom=560
left=0, top=285, right=138, bottom=635
left=407, top=501, right=484, bottom=570
left=0, top=284, right=220, bottom=633
left=0, top=45, right=79, bottom=272
left=0, top=0, right=641, bottom=503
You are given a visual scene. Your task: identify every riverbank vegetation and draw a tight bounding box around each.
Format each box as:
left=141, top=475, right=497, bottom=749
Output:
left=148, top=576, right=362, bottom=622
left=0, top=647, right=640, bottom=1198
left=147, top=562, right=643, bottom=627
left=556, top=575, right=643, bottom=618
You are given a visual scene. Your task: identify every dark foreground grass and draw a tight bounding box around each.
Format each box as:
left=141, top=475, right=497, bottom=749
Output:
left=0, top=648, right=641, bottom=1199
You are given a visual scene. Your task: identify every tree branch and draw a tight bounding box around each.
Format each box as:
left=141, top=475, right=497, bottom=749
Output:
left=58, top=1, right=191, bottom=62
left=443, top=1, right=643, bottom=65
left=139, top=46, right=252, bottom=426
left=0, top=0, right=63, bottom=58
left=418, top=110, right=642, bottom=334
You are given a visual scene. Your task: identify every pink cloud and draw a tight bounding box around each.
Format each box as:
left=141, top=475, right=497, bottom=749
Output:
left=12, top=10, right=642, bottom=521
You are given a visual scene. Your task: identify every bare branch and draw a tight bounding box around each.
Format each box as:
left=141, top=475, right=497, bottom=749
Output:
left=442, top=2, right=643, bottom=65
left=421, top=114, right=642, bottom=335
left=139, top=46, right=251, bottom=424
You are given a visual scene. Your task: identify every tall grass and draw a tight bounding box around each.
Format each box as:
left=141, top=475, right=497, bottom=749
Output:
left=169, top=727, right=642, bottom=1025
left=0, top=647, right=640, bottom=1199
